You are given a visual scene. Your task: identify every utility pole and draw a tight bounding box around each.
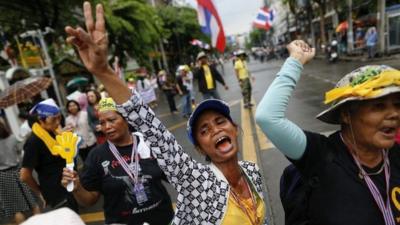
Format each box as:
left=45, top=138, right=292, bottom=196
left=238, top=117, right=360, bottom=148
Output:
left=306, top=1, right=316, bottom=48
left=347, top=0, right=354, bottom=54
left=149, top=0, right=170, bottom=73
left=377, top=0, right=386, bottom=55
left=20, top=28, right=64, bottom=108
left=153, top=44, right=162, bottom=69
left=159, top=40, right=169, bottom=73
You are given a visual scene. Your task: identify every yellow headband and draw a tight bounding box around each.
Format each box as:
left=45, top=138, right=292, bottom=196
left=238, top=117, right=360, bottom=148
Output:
left=98, top=98, right=117, bottom=112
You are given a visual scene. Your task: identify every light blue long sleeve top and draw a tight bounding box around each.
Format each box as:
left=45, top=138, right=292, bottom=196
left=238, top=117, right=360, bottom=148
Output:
left=255, top=57, right=307, bottom=160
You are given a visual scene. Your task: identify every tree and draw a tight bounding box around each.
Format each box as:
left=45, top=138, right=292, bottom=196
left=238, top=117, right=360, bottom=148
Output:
left=0, top=0, right=84, bottom=68
left=248, top=29, right=265, bottom=47
left=156, top=5, right=208, bottom=71
left=0, top=0, right=164, bottom=70
left=0, top=0, right=82, bottom=34
left=98, top=0, right=163, bottom=68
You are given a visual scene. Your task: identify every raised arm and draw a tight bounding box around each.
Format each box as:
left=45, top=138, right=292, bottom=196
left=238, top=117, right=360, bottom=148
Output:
left=65, top=2, right=204, bottom=188
left=65, top=2, right=130, bottom=105
left=255, top=40, right=315, bottom=160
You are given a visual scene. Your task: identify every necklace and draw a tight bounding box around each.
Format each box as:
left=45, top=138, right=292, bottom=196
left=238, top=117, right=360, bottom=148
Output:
left=340, top=133, right=385, bottom=179
left=230, top=177, right=260, bottom=225
left=361, top=160, right=385, bottom=178
left=340, top=133, right=396, bottom=225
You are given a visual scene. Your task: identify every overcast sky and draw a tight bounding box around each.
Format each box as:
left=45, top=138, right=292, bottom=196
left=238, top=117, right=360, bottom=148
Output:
left=185, top=0, right=264, bottom=36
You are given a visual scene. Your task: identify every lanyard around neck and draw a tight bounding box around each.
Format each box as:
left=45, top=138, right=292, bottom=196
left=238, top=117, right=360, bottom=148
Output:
left=340, top=133, right=395, bottom=225
left=108, top=134, right=140, bottom=184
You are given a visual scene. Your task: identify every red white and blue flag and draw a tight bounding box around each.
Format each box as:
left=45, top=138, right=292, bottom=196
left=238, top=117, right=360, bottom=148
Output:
left=253, top=7, right=275, bottom=30
left=197, top=0, right=225, bottom=52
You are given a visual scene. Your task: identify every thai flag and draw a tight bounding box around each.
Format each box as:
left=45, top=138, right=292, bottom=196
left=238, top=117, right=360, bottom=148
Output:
left=197, top=0, right=225, bottom=52
left=253, top=7, right=275, bottom=30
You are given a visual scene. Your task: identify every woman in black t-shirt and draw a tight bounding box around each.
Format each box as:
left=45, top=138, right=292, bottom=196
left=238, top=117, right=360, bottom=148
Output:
left=61, top=97, right=174, bottom=225
left=20, top=99, right=79, bottom=212
left=256, top=40, right=400, bottom=225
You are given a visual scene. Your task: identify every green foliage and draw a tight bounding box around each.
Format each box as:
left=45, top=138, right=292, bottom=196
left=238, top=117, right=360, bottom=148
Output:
left=124, top=71, right=139, bottom=81
left=244, top=37, right=252, bottom=50
left=156, top=5, right=208, bottom=70
left=0, top=0, right=211, bottom=72
left=97, top=0, right=163, bottom=68
left=0, top=0, right=82, bottom=34
left=0, top=0, right=83, bottom=67
left=249, top=29, right=265, bottom=47
left=0, top=0, right=164, bottom=70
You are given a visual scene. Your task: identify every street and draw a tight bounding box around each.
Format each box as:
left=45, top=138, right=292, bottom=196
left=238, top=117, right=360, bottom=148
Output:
left=70, top=56, right=400, bottom=225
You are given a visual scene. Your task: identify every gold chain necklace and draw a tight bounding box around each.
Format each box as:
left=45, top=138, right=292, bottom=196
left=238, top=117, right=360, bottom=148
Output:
left=230, top=177, right=260, bottom=225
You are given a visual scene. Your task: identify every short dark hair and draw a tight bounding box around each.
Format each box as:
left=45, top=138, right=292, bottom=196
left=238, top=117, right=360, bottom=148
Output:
left=66, top=100, right=81, bottom=113
left=0, top=121, right=10, bottom=139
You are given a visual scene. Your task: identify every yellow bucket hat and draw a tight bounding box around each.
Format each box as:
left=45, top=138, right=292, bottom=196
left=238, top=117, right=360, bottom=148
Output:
left=317, top=65, right=400, bottom=124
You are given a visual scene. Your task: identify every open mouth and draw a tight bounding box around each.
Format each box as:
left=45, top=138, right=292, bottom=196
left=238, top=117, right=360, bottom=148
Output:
left=215, top=136, right=233, bottom=153
left=380, top=126, right=398, bottom=137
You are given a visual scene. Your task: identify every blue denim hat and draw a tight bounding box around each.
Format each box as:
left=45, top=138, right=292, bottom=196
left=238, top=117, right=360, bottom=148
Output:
left=187, top=99, right=232, bottom=144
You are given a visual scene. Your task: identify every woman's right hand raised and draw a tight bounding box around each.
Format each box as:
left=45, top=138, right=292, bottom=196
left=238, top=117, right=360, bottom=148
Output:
left=65, top=2, right=111, bottom=76
left=287, top=40, right=315, bottom=65
left=65, top=1, right=131, bottom=104
left=61, top=168, right=80, bottom=192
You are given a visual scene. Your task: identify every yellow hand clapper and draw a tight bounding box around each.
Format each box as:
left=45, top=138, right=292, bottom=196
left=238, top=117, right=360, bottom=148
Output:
left=52, top=132, right=81, bottom=192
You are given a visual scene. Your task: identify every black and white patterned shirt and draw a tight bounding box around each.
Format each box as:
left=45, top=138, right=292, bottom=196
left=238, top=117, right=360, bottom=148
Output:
left=117, top=94, right=267, bottom=225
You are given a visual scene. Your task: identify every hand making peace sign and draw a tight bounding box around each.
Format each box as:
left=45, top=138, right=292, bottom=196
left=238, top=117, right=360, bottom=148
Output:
left=65, top=1, right=131, bottom=104
left=65, top=2, right=110, bottom=76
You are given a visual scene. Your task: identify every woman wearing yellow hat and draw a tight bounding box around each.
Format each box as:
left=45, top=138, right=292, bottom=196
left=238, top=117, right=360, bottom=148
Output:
left=255, top=40, right=400, bottom=225
left=61, top=98, right=174, bottom=225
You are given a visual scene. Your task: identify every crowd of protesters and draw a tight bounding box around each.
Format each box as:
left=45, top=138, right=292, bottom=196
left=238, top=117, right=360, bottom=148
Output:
left=0, top=28, right=233, bottom=225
